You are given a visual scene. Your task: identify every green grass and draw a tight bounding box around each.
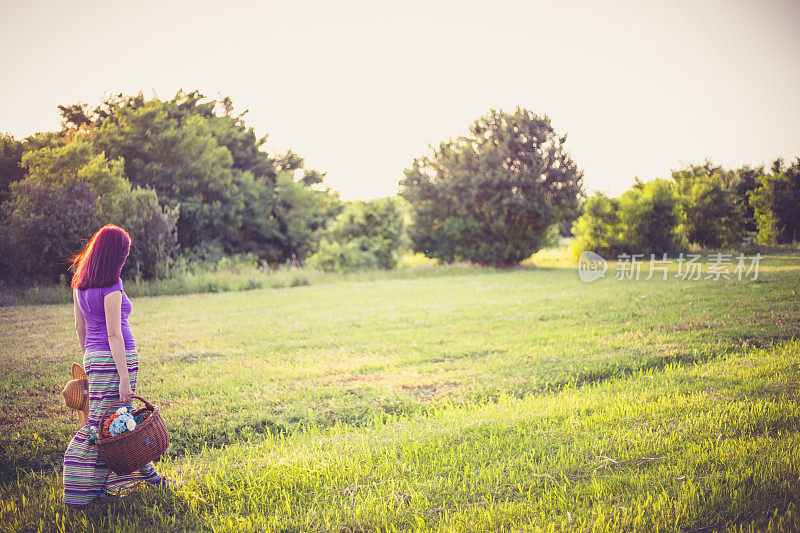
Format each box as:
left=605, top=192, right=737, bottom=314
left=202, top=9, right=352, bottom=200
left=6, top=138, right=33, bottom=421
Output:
left=1, top=252, right=799, bottom=531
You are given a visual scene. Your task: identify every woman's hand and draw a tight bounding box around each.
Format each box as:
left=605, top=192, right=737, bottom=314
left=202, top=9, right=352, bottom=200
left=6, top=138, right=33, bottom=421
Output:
left=119, top=378, right=133, bottom=403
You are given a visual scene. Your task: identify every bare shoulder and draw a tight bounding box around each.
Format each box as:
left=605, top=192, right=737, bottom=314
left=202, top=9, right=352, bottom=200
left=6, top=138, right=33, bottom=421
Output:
left=104, top=290, right=123, bottom=303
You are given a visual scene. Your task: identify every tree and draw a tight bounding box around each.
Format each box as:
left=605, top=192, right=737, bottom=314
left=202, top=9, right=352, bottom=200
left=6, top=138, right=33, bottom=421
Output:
left=271, top=171, right=343, bottom=264
left=95, top=102, right=242, bottom=251
left=0, top=134, right=25, bottom=204
left=0, top=178, right=99, bottom=282
left=19, top=140, right=129, bottom=214
left=102, top=187, right=179, bottom=279
left=400, top=108, right=583, bottom=266
left=0, top=132, right=64, bottom=204
left=0, top=139, right=177, bottom=281
left=720, top=164, right=763, bottom=234
left=749, top=158, right=800, bottom=244
left=70, top=90, right=336, bottom=261
left=571, top=193, right=623, bottom=258
left=671, top=162, right=745, bottom=247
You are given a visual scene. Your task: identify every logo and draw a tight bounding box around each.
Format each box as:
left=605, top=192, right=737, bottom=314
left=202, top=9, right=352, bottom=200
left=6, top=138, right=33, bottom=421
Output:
left=578, top=251, right=607, bottom=282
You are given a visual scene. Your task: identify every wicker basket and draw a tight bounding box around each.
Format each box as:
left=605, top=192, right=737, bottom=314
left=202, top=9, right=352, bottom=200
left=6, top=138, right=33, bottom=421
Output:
left=96, top=395, right=169, bottom=475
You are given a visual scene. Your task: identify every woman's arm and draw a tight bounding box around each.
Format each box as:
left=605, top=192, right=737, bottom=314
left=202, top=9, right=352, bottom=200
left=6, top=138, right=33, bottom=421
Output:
left=104, top=291, right=132, bottom=403
left=73, top=290, right=86, bottom=353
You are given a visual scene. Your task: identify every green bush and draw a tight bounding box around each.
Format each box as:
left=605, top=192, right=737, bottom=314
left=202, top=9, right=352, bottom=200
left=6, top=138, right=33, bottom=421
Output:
left=308, top=239, right=380, bottom=272
left=307, top=198, right=405, bottom=272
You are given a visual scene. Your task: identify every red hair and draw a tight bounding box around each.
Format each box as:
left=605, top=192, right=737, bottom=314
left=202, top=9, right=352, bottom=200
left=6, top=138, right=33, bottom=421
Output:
left=70, top=224, right=131, bottom=290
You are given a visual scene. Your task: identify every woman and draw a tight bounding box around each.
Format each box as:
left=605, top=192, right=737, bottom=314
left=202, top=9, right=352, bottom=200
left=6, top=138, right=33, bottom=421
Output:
left=63, top=224, right=167, bottom=507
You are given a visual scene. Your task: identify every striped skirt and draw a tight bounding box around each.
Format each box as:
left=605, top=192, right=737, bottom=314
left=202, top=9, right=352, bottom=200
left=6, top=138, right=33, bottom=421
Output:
left=62, top=349, right=162, bottom=506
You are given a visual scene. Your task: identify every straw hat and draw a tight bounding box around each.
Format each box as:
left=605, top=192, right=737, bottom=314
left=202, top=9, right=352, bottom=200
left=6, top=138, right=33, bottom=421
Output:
left=62, top=363, right=89, bottom=427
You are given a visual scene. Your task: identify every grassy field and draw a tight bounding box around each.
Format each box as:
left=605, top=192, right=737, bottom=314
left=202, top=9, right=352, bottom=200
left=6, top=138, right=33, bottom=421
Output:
left=1, top=253, right=799, bottom=531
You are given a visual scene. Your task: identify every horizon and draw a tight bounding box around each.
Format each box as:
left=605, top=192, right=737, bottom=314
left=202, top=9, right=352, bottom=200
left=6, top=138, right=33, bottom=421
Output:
left=1, top=0, right=798, bottom=200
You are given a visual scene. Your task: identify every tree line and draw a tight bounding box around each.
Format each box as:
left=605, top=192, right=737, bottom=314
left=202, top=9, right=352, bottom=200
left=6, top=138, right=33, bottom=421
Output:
left=572, top=159, right=800, bottom=259
left=0, top=91, right=795, bottom=284
left=0, top=94, right=585, bottom=282
left=0, top=91, right=347, bottom=282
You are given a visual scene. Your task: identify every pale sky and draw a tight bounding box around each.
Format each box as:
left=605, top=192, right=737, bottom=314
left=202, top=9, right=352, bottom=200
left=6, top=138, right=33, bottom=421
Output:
left=1, top=0, right=798, bottom=200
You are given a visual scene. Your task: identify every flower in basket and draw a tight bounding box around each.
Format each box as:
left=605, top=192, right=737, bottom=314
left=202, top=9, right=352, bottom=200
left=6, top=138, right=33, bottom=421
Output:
left=101, top=412, right=119, bottom=437
left=109, top=413, right=137, bottom=436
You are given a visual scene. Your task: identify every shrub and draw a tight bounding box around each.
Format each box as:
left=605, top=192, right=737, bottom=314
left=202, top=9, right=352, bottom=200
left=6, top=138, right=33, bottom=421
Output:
left=307, top=198, right=405, bottom=272
left=308, top=239, right=379, bottom=272
left=397, top=252, right=440, bottom=269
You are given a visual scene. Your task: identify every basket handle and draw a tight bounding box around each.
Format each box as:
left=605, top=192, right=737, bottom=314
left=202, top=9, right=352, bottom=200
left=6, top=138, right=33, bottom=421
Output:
left=98, top=395, right=154, bottom=428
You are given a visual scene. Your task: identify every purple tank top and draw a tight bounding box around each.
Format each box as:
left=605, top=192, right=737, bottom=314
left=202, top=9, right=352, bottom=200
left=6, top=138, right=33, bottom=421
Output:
left=75, top=278, right=136, bottom=352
